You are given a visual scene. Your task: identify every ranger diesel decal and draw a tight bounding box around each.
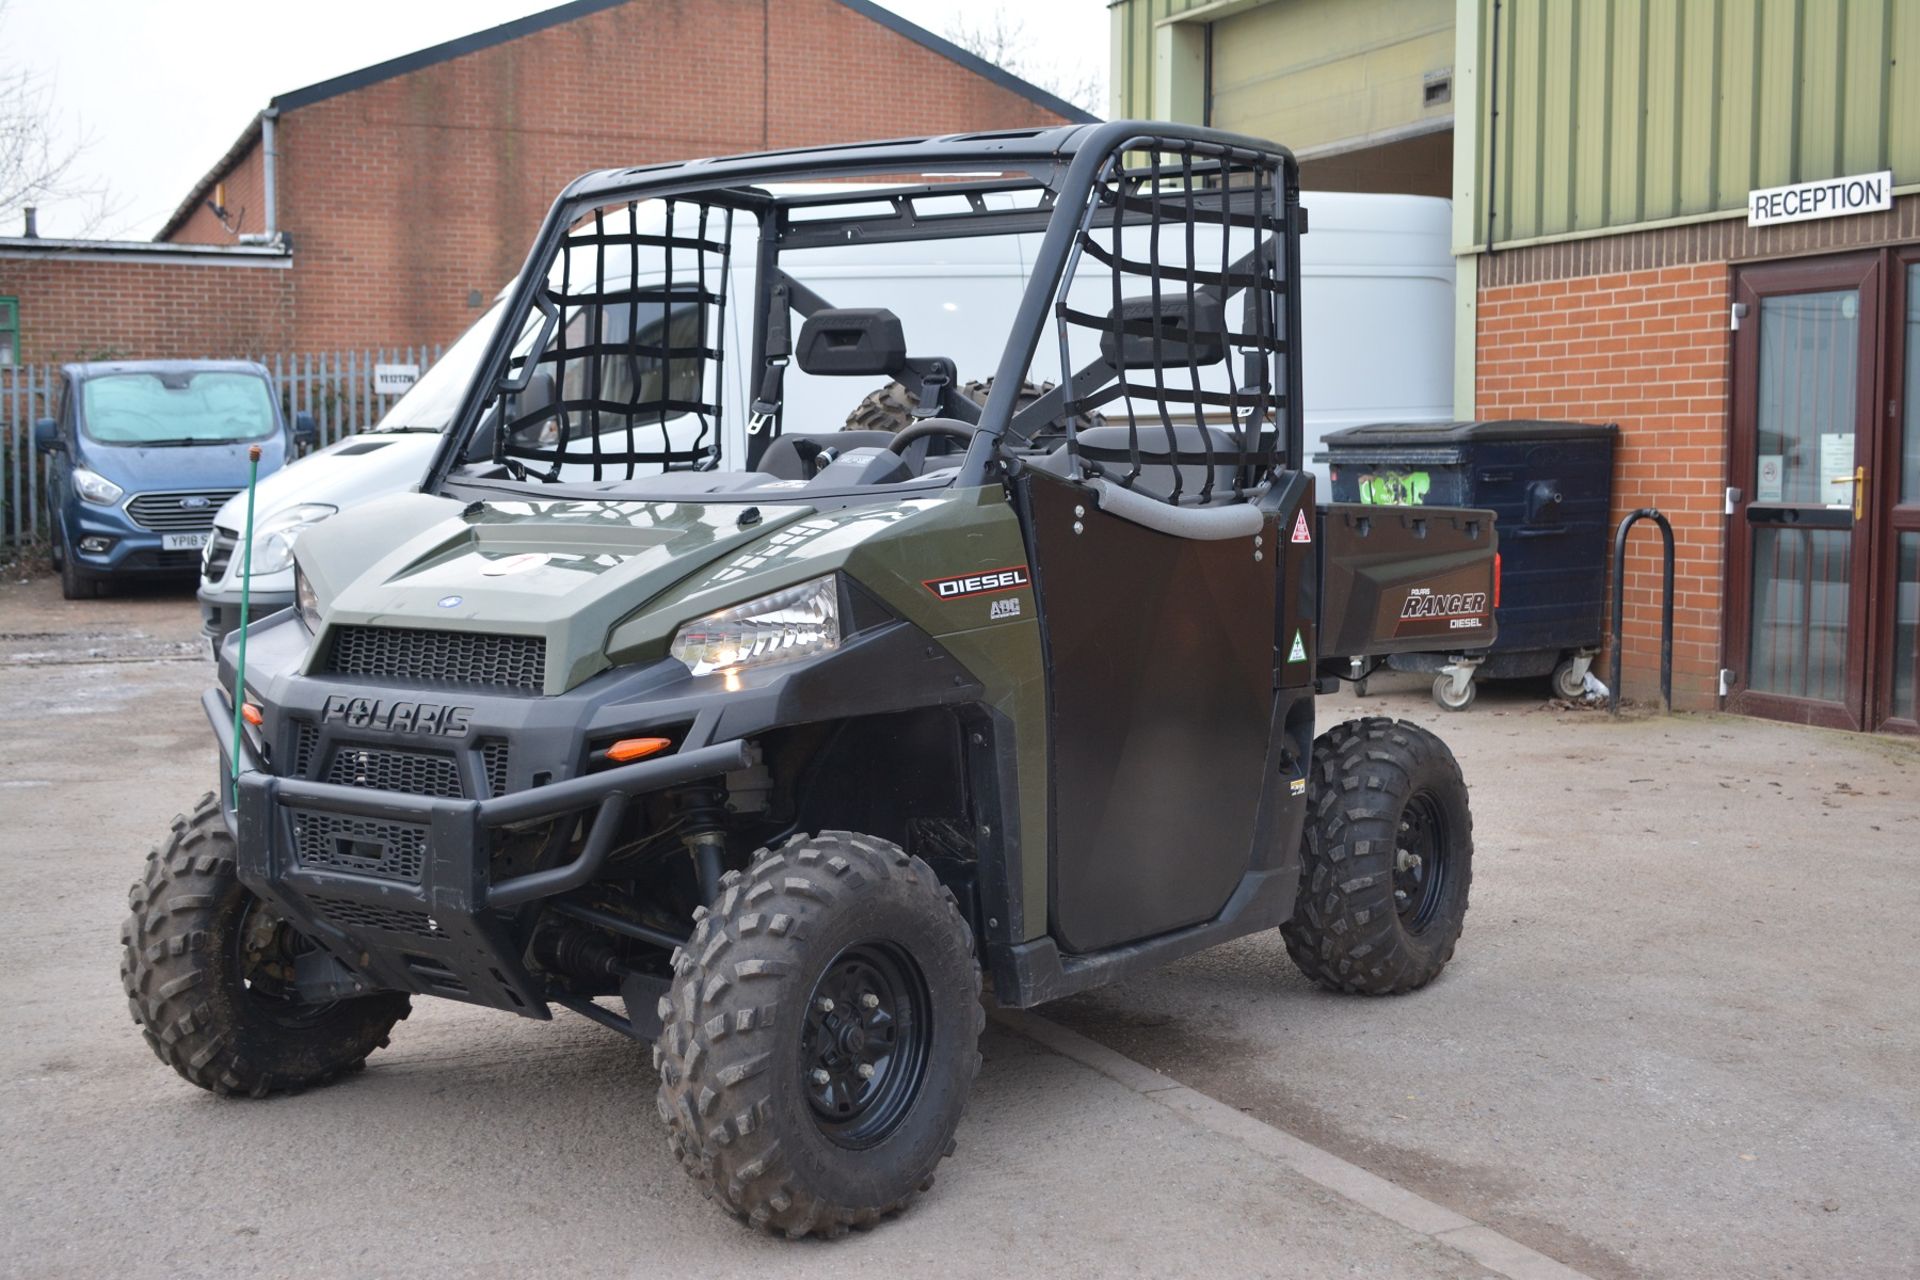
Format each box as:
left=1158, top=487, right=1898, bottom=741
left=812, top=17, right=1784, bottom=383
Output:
left=1394, top=587, right=1491, bottom=638
left=923, top=565, right=1030, bottom=600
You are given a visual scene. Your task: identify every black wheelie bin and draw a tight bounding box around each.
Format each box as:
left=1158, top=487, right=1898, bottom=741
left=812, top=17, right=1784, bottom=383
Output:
left=1316, top=419, right=1618, bottom=710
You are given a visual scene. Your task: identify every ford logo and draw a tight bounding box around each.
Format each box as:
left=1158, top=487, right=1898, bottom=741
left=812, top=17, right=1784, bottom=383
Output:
left=437, top=595, right=463, bottom=609
left=179, top=496, right=210, bottom=510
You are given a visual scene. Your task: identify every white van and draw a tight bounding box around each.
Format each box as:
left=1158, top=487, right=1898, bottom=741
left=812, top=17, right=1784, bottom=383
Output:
left=199, top=189, right=1451, bottom=641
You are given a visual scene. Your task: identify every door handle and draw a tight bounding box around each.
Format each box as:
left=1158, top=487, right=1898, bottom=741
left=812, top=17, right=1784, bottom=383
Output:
left=1827, top=465, right=1867, bottom=520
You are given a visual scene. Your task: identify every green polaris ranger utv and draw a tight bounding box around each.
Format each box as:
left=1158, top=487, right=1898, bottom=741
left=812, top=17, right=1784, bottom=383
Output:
left=122, top=122, right=1497, bottom=1238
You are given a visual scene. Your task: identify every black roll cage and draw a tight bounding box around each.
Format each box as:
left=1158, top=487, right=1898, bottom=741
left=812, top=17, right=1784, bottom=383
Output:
left=421, top=120, right=1305, bottom=500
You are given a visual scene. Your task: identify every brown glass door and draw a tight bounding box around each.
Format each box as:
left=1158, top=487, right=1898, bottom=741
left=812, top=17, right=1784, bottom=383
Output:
left=1726, top=254, right=1882, bottom=729
left=1875, top=251, right=1920, bottom=734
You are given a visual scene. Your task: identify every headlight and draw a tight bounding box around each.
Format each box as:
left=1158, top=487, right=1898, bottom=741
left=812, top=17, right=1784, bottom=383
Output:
left=293, top=562, right=322, bottom=632
left=71, top=468, right=124, bottom=505
left=669, top=575, right=840, bottom=677
left=246, top=503, right=337, bottom=576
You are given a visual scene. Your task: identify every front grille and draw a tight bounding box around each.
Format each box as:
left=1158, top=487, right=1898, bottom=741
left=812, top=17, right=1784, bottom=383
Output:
left=480, top=739, right=511, bottom=797
left=116, top=549, right=203, bottom=572
left=203, top=526, right=239, bottom=582
left=325, top=626, right=546, bottom=693
left=125, top=490, right=238, bottom=533
left=291, top=722, right=320, bottom=776
left=307, top=893, right=445, bottom=939
left=293, top=812, right=428, bottom=884
left=323, top=745, right=464, bottom=798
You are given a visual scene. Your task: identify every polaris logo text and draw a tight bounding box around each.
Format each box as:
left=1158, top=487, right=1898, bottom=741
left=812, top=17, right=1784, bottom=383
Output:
left=923, top=565, right=1030, bottom=600
left=1400, top=589, right=1488, bottom=620
left=321, top=696, right=473, bottom=736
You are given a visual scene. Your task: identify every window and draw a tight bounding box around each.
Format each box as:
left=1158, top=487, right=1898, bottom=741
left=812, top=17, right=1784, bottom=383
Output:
left=0, top=298, right=17, bottom=366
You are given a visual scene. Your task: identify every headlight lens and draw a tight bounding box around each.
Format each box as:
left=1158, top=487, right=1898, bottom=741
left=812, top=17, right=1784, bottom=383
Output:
left=71, top=468, right=124, bottom=505
left=293, top=563, right=322, bottom=632
left=669, top=575, right=840, bottom=677
left=247, top=503, right=337, bottom=576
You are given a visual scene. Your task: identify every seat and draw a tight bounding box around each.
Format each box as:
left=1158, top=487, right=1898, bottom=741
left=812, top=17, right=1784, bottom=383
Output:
left=1037, top=424, right=1246, bottom=504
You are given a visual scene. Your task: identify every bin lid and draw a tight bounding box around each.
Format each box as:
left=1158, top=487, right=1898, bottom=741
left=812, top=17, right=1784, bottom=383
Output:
left=1319, top=419, right=1620, bottom=447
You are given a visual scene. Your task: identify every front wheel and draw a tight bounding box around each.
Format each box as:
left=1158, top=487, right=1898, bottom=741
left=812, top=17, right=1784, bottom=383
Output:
left=1283, top=718, right=1474, bottom=995
left=655, top=832, right=983, bottom=1239
left=120, top=792, right=409, bottom=1096
left=59, top=531, right=105, bottom=600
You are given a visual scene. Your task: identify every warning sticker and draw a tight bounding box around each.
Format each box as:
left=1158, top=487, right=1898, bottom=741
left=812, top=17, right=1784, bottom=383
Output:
left=1287, top=630, right=1308, bottom=663
left=1291, top=510, right=1312, bottom=544
left=1289, top=777, right=1307, bottom=797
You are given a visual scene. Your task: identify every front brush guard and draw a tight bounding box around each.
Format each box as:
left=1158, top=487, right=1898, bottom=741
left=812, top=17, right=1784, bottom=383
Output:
left=204, top=688, right=749, bottom=1014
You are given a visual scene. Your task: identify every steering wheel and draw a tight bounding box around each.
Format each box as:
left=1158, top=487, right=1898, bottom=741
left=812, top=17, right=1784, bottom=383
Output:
left=887, top=418, right=975, bottom=455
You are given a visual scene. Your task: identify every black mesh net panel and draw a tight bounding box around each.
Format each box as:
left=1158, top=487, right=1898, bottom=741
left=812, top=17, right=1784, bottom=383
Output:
left=491, top=198, right=735, bottom=480
left=1048, top=139, right=1288, bottom=505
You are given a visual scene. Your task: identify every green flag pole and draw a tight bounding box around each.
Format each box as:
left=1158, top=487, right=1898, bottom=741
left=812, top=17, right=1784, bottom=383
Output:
left=230, top=444, right=262, bottom=804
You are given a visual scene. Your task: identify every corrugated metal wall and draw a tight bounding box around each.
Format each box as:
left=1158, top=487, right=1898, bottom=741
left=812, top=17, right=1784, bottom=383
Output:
left=1477, top=0, right=1920, bottom=247
left=1112, top=0, right=1454, bottom=154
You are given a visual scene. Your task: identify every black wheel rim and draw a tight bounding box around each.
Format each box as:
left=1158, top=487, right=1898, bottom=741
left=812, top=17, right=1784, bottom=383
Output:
left=799, top=941, right=932, bottom=1149
left=232, top=898, right=337, bottom=1027
left=1393, top=791, right=1453, bottom=933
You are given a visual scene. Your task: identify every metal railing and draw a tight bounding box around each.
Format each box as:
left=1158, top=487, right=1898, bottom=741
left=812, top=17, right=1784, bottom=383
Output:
left=1608, top=507, right=1675, bottom=715
left=0, top=346, right=441, bottom=546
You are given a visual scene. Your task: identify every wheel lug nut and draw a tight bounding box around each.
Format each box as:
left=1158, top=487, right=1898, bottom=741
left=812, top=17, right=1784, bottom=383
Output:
left=857, top=1063, right=876, bottom=1080
left=810, top=1069, right=830, bottom=1086
left=816, top=997, right=835, bottom=1013
left=860, top=993, right=879, bottom=1009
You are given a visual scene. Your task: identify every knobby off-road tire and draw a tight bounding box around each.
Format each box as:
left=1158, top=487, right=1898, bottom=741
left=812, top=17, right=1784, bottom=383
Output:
left=843, top=377, right=1105, bottom=438
left=120, top=792, right=410, bottom=1096
left=1283, top=718, right=1474, bottom=995
left=655, top=832, right=983, bottom=1239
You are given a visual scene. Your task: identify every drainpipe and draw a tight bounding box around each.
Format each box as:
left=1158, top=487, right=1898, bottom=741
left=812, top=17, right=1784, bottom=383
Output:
left=237, top=108, right=280, bottom=246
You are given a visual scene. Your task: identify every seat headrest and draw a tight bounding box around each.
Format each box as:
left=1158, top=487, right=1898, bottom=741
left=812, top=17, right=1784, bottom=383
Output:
left=796, top=308, right=908, bottom=377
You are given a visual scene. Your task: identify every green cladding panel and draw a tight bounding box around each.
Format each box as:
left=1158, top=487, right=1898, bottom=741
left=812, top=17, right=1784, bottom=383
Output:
left=1474, top=0, right=1920, bottom=246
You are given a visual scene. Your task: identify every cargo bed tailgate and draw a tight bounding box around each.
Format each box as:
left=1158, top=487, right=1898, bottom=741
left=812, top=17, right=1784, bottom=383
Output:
left=1316, top=503, right=1498, bottom=659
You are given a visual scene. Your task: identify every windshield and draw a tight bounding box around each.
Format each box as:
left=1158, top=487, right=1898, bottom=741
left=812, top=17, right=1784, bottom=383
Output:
left=81, top=371, right=276, bottom=446
left=374, top=296, right=511, bottom=433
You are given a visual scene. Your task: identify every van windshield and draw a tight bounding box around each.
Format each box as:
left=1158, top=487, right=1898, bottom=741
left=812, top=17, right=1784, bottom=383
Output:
left=81, top=372, right=277, bottom=446
left=374, top=297, right=511, bottom=433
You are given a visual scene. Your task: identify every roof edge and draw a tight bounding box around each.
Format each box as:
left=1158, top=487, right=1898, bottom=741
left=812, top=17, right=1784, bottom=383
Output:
left=828, top=0, right=1100, bottom=124
left=269, top=0, right=628, bottom=112
left=154, top=115, right=264, bottom=243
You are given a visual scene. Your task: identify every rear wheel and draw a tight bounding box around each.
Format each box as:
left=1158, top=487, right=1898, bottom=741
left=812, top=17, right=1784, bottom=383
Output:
left=120, top=792, right=409, bottom=1096
left=1283, top=718, right=1473, bottom=995
left=1431, top=672, right=1476, bottom=711
left=1550, top=656, right=1589, bottom=701
left=655, top=831, right=983, bottom=1238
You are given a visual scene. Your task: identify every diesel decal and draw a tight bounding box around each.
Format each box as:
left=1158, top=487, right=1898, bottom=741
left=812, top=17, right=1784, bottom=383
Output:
left=321, top=696, right=474, bottom=736
left=923, top=565, right=1030, bottom=600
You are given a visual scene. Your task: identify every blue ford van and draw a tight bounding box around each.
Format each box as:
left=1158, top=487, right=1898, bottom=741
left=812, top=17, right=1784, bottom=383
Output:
left=34, top=360, right=313, bottom=599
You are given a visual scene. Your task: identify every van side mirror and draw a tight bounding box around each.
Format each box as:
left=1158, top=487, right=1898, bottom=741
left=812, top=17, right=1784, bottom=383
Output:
left=32, top=418, right=57, bottom=454
left=293, top=412, right=318, bottom=448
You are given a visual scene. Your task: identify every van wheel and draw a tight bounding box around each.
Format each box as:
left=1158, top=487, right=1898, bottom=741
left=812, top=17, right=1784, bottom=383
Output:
left=655, top=832, right=983, bottom=1238
left=60, top=535, right=104, bottom=600
left=1283, top=718, right=1473, bottom=995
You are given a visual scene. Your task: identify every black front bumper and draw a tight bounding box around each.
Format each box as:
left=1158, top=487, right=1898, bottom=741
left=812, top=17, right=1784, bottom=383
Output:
left=206, top=686, right=747, bottom=1015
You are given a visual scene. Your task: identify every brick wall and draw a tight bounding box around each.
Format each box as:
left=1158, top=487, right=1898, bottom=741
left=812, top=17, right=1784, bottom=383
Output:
left=0, top=256, right=292, bottom=363
left=1474, top=195, right=1920, bottom=711
left=1477, top=264, right=1728, bottom=709
left=185, top=0, right=1077, bottom=351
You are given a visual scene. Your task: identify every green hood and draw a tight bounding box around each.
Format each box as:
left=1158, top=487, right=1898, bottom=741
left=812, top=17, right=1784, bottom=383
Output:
left=296, top=492, right=816, bottom=692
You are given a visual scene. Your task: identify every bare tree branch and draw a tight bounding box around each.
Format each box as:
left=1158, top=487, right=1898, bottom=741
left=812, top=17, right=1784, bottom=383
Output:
left=945, top=7, right=1106, bottom=118
left=0, top=0, right=123, bottom=236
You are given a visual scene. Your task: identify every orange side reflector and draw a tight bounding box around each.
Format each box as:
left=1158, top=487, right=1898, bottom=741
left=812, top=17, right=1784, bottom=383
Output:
left=606, top=737, right=671, bottom=763
left=241, top=703, right=264, bottom=727
left=1493, top=552, right=1503, bottom=610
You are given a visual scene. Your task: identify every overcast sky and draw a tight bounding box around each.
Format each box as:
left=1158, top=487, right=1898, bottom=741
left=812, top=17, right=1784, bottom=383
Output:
left=3, top=0, right=1110, bottom=241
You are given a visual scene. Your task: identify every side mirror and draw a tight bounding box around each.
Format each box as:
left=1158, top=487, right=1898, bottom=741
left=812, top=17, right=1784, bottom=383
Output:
left=32, top=418, right=57, bottom=454
left=293, top=411, right=318, bottom=448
